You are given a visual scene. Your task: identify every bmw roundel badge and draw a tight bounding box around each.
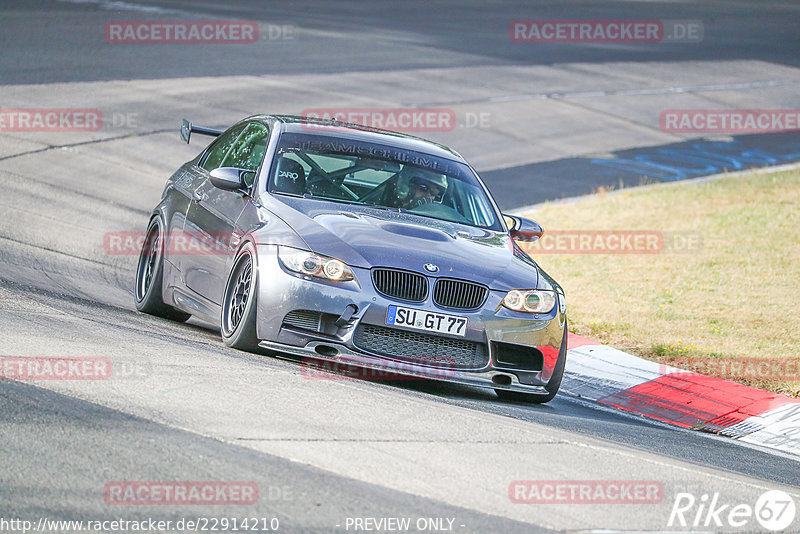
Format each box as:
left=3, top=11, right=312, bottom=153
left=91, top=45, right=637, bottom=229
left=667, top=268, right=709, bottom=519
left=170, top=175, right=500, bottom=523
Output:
left=423, top=263, right=439, bottom=273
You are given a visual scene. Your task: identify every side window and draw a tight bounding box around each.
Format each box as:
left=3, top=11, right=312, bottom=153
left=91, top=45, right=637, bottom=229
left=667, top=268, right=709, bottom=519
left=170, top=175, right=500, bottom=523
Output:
left=200, top=123, right=247, bottom=172
left=221, top=123, right=270, bottom=173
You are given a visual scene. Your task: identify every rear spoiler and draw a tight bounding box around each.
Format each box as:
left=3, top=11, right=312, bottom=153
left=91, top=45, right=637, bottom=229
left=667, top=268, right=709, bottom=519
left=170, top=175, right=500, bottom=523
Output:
left=180, top=118, right=222, bottom=144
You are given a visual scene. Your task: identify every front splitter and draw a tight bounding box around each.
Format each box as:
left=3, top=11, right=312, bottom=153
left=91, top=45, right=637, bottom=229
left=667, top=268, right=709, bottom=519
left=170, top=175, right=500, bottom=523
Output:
left=258, top=339, right=550, bottom=395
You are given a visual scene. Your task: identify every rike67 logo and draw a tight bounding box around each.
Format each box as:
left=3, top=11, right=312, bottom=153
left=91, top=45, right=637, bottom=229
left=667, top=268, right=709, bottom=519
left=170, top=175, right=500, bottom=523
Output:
left=668, top=489, right=796, bottom=531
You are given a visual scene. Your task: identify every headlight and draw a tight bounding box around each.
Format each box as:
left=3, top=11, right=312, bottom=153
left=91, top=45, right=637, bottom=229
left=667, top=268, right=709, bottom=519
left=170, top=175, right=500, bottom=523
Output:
left=503, top=290, right=556, bottom=313
left=279, top=247, right=354, bottom=282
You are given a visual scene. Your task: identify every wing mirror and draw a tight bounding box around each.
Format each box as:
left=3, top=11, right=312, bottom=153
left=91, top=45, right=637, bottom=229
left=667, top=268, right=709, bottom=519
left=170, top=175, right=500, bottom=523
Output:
left=209, top=167, right=254, bottom=191
left=504, top=214, right=543, bottom=242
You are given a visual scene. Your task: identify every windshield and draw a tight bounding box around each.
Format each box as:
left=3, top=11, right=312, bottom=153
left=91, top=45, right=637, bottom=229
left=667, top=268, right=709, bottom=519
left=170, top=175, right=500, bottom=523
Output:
left=267, top=132, right=502, bottom=230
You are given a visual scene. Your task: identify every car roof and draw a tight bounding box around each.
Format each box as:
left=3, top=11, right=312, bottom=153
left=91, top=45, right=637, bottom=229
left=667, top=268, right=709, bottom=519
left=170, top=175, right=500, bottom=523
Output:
left=243, top=114, right=465, bottom=163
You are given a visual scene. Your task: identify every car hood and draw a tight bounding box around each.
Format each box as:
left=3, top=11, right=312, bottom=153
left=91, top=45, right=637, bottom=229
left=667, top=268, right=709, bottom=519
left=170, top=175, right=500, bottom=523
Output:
left=263, top=196, right=541, bottom=291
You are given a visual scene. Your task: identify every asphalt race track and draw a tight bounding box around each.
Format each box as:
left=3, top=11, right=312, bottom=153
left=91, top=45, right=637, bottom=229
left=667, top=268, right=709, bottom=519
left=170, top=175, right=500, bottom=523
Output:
left=1, top=1, right=799, bottom=532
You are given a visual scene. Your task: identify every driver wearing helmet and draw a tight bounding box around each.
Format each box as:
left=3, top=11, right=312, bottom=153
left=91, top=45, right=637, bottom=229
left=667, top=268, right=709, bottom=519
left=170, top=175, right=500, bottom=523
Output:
left=401, top=172, right=447, bottom=209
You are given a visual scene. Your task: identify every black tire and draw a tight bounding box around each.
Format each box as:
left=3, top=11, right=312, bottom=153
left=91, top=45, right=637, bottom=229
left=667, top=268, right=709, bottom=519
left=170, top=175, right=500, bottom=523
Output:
left=134, top=217, right=191, bottom=322
left=220, top=243, right=260, bottom=351
left=495, top=324, right=568, bottom=404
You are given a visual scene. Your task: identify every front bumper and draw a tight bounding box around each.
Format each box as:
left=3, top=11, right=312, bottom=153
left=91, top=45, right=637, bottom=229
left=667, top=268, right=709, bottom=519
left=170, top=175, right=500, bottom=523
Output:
left=254, top=244, right=566, bottom=393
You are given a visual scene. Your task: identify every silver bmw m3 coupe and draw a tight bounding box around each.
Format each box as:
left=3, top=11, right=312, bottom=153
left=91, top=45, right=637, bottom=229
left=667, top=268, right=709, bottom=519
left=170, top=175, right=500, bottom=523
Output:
left=135, top=115, right=568, bottom=402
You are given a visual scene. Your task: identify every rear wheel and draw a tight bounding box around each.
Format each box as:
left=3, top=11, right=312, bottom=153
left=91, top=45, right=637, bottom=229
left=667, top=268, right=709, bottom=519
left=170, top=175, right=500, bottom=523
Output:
left=134, top=217, right=191, bottom=322
left=495, top=324, right=568, bottom=404
left=221, top=244, right=260, bottom=351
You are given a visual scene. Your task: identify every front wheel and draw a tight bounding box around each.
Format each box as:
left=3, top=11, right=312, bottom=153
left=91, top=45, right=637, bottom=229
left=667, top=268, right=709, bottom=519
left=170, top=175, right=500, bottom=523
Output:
left=134, top=217, right=191, bottom=322
left=495, top=324, right=568, bottom=404
left=221, top=243, right=260, bottom=351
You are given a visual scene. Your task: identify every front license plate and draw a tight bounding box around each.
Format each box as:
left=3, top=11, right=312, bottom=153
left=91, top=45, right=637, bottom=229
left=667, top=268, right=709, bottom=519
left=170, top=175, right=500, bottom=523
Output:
left=385, top=305, right=467, bottom=337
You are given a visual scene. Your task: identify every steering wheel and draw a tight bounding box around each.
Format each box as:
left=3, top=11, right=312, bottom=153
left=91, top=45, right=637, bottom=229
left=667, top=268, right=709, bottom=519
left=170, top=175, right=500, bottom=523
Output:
left=307, top=170, right=359, bottom=200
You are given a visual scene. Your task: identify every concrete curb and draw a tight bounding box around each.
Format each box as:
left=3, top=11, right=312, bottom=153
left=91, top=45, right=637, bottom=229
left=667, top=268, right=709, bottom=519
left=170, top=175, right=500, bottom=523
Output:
left=516, top=160, right=800, bottom=457
left=564, top=333, right=800, bottom=457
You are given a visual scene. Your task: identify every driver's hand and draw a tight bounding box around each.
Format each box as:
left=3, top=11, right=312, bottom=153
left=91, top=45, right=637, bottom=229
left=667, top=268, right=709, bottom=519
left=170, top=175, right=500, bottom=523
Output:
left=410, top=196, right=433, bottom=208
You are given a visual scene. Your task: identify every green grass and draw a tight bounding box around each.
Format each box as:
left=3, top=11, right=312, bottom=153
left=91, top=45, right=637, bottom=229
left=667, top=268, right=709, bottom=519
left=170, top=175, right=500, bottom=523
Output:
left=520, top=168, right=800, bottom=396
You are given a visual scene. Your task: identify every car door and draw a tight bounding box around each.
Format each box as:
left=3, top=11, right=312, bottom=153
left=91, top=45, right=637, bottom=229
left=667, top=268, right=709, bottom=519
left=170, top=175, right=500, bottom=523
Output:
left=183, top=122, right=269, bottom=306
left=165, top=124, right=246, bottom=292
